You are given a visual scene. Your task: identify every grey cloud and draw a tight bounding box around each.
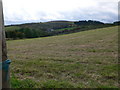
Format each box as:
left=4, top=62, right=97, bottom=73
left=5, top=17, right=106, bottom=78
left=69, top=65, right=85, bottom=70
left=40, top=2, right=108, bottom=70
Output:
left=3, top=1, right=118, bottom=25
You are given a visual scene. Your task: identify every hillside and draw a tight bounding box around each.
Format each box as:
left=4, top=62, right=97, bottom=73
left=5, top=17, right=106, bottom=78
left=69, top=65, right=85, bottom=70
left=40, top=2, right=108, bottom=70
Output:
left=5, top=20, right=115, bottom=39
left=7, top=26, right=118, bottom=88
left=5, top=20, right=74, bottom=31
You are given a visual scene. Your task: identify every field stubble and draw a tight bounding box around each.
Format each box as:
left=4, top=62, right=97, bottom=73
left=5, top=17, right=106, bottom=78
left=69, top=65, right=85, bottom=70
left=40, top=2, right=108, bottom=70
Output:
left=7, top=26, right=118, bottom=88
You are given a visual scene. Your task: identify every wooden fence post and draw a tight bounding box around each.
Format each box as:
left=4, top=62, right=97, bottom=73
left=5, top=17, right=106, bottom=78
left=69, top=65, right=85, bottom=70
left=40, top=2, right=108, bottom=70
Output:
left=0, top=0, right=2, bottom=89
left=0, top=0, right=10, bottom=88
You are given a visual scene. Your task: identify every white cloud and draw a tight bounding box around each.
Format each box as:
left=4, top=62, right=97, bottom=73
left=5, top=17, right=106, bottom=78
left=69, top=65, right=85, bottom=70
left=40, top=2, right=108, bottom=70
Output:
left=2, top=0, right=119, bottom=25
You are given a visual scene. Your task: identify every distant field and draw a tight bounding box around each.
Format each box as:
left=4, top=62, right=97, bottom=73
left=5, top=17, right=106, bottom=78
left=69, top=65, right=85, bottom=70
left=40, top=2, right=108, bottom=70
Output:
left=7, top=26, right=118, bottom=88
left=5, top=26, right=20, bottom=31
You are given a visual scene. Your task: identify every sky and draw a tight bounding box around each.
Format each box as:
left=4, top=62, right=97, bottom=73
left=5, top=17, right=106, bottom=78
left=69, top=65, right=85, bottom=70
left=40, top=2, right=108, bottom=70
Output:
left=2, top=0, right=119, bottom=25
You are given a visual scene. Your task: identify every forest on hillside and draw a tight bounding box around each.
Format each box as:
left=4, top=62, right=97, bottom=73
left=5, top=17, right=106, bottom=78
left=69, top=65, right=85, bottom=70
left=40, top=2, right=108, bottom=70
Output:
left=5, top=20, right=119, bottom=39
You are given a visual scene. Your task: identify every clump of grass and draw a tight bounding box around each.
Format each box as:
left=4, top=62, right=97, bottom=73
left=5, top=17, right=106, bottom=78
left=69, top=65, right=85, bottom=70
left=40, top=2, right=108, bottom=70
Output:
left=40, top=80, right=74, bottom=88
left=11, top=74, right=38, bottom=88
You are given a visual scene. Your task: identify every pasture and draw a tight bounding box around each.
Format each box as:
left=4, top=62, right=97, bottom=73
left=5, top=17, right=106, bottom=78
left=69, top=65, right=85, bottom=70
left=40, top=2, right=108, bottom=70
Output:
left=7, top=26, right=118, bottom=88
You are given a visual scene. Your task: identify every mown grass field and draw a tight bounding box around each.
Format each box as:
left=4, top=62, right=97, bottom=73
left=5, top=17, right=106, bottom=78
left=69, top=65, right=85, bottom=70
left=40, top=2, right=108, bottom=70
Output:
left=7, top=26, right=118, bottom=88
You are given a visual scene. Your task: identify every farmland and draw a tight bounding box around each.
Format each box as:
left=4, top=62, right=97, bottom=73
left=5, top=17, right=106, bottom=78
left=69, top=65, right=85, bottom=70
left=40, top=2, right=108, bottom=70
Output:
left=5, top=20, right=115, bottom=39
left=7, top=26, right=118, bottom=88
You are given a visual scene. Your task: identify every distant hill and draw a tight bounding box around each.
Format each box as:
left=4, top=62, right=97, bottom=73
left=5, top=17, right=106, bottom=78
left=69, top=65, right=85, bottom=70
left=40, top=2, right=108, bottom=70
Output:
left=113, top=21, right=120, bottom=25
left=47, top=20, right=73, bottom=23
left=6, top=20, right=74, bottom=31
left=5, top=20, right=117, bottom=39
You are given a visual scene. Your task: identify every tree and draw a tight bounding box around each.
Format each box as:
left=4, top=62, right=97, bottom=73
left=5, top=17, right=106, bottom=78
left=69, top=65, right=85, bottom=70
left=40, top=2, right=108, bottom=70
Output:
left=24, top=28, right=33, bottom=38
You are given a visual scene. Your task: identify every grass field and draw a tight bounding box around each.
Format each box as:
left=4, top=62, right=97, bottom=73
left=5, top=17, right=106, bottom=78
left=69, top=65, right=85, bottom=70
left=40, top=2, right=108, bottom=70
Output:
left=7, top=26, right=118, bottom=88
left=5, top=26, right=20, bottom=31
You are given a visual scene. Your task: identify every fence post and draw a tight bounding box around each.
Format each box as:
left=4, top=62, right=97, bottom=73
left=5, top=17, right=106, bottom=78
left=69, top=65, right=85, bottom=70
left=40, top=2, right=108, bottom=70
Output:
left=0, top=0, right=10, bottom=88
left=0, top=0, right=2, bottom=89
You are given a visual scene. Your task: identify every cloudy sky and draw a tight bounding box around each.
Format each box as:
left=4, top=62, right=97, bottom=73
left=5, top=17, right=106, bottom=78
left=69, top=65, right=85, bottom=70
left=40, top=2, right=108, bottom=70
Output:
left=2, top=0, right=119, bottom=25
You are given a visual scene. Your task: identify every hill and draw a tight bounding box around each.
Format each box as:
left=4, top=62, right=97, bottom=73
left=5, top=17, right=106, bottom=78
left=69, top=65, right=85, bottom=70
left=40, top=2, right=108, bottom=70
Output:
left=5, top=20, right=115, bottom=39
left=7, top=26, right=118, bottom=88
left=5, top=20, right=74, bottom=31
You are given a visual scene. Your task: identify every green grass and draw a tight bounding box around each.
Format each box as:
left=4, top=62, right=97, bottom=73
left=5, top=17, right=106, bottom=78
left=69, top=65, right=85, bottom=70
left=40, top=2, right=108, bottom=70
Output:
left=7, top=26, right=118, bottom=88
left=5, top=26, right=20, bottom=31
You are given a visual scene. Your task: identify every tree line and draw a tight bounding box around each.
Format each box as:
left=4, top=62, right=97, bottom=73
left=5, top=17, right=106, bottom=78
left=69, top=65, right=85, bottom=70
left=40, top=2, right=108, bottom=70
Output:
left=6, top=28, right=50, bottom=39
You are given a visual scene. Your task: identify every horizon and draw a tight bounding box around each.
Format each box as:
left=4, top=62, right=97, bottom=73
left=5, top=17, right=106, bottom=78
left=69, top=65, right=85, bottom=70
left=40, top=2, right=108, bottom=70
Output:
left=4, top=19, right=119, bottom=26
